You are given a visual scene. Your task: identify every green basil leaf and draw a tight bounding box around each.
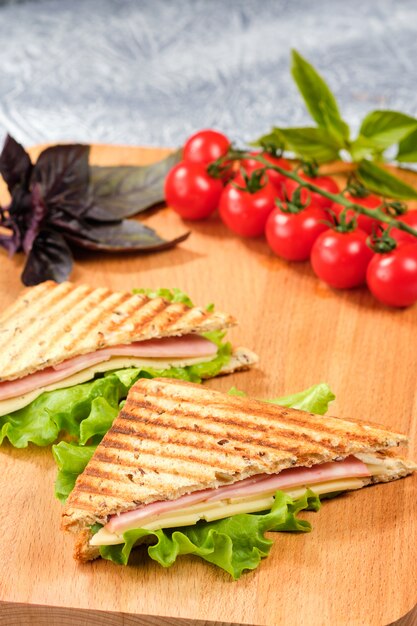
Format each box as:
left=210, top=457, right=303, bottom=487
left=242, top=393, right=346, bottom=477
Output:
left=87, top=150, right=182, bottom=221
left=275, top=127, right=341, bottom=164
left=349, top=136, right=385, bottom=162
left=357, top=160, right=417, bottom=199
left=290, top=50, right=349, bottom=145
left=397, top=128, right=417, bottom=162
left=357, top=110, right=417, bottom=150
left=251, top=129, right=288, bottom=151
left=62, top=219, right=189, bottom=252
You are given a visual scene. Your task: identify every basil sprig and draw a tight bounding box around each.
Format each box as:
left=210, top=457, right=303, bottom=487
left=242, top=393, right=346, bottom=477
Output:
left=357, top=160, right=417, bottom=200
left=255, top=50, right=417, bottom=199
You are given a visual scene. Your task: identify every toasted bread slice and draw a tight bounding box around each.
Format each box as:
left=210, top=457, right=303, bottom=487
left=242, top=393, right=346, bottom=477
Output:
left=216, top=346, right=259, bottom=375
left=62, top=378, right=413, bottom=539
left=0, top=282, right=237, bottom=382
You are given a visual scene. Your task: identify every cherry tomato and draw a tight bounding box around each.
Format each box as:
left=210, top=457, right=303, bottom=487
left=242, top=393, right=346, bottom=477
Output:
left=265, top=204, right=329, bottom=261
left=241, top=152, right=291, bottom=197
left=331, top=193, right=382, bottom=234
left=366, top=242, right=417, bottom=307
left=388, top=210, right=417, bottom=244
left=219, top=175, right=276, bottom=237
left=310, top=228, right=374, bottom=289
left=164, top=161, right=223, bottom=220
left=183, top=129, right=230, bottom=165
left=284, top=174, right=339, bottom=211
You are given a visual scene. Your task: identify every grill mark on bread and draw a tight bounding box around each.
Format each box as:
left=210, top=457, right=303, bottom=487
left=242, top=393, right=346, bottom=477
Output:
left=105, top=293, right=148, bottom=332
left=72, top=469, right=212, bottom=498
left=68, top=289, right=136, bottom=338
left=4, top=283, right=89, bottom=366
left=62, top=378, right=415, bottom=550
left=114, top=412, right=333, bottom=456
left=32, top=285, right=105, bottom=358
left=122, top=396, right=396, bottom=451
left=100, top=430, right=270, bottom=468
left=71, top=479, right=132, bottom=498
left=138, top=384, right=407, bottom=436
left=62, top=289, right=121, bottom=352
left=131, top=299, right=184, bottom=334
left=170, top=307, right=209, bottom=330
left=99, top=428, right=289, bottom=469
left=91, top=449, right=226, bottom=476
left=0, top=283, right=237, bottom=380
left=0, top=280, right=54, bottom=325
left=78, top=458, right=213, bottom=485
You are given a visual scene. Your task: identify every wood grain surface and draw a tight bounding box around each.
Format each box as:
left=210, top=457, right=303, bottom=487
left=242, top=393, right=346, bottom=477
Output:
left=0, top=145, right=416, bottom=626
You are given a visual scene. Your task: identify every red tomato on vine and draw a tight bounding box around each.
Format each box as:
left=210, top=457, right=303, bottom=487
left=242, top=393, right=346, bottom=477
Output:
left=367, top=241, right=417, bottom=307
left=164, top=161, right=223, bottom=220
left=388, top=210, right=417, bottom=244
left=331, top=192, right=382, bottom=234
left=219, top=171, right=276, bottom=237
left=265, top=199, right=329, bottom=262
left=183, top=129, right=230, bottom=165
left=284, top=173, right=339, bottom=211
left=241, top=151, right=291, bottom=197
left=311, top=226, right=374, bottom=289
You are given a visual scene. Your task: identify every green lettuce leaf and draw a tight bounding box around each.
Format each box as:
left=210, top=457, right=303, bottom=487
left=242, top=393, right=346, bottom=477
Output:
left=228, top=383, right=335, bottom=416
left=227, top=386, right=247, bottom=397
left=1, top=341, right=230, bottom=450
left=0, top=286, right=232, bottom=450
left=99, top=490, right=320, bottom=579
left=132, top=287, right=217, bottom=314
left=132, top=287, right=195, bottom=308
left=52, top=442, right=96, bottom=502
left=0, top=369, right=138, bottom=448
left=265, top=383, right=335, bottom=415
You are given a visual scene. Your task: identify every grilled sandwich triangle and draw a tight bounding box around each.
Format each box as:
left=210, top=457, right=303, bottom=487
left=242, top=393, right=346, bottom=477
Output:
left=0, top=281, right=255, bottom=381
left=62, top=378, right=416, bottom=562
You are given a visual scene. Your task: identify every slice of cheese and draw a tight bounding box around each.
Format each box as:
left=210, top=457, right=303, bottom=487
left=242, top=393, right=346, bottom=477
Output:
left=90, top=476, right=367, bottom=546
left=0, top=355, right=212, bottom=417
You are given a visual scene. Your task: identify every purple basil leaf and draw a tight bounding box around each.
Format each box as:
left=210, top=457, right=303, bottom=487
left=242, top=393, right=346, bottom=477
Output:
left=21, top=229, right=73, bottom=286
left=64, top=230, right=190, bottom=252
left=7, top=187, right=34, bottom=252
left=0, top=134, right=32, bottom=194
left=86, top=149, right=182, bottom=221
left=58, top=217, right=190, bottom=252
left=30, top=144, right=90, bottom=218
left=22, top=183, right=48, bottom=254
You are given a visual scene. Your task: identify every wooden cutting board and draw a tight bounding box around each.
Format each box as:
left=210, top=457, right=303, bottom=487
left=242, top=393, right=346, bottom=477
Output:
left=0, top=145, right=416, bottom=626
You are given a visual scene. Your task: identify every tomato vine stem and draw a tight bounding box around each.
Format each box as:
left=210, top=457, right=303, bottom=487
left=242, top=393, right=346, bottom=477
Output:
left=222, top=151, right=417, bottom=240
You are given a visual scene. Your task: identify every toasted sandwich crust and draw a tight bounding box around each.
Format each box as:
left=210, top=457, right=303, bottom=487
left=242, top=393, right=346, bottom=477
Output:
left=74, top=529, right=100, bottom=562
left=216, top=347, right=259, bottom=375
left=0, top=282, right=237, bottom=382
left=62, top=378, right=412, bottom=541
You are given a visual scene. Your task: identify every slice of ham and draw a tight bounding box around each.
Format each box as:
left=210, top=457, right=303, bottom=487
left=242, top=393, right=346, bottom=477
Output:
left=106, top=456, right=370, bottom=534
left=0, top=335, right=217, bottom=401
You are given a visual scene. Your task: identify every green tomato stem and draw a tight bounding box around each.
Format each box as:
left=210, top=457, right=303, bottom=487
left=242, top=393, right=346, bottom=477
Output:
left=249, top=154, right=417, bottom=239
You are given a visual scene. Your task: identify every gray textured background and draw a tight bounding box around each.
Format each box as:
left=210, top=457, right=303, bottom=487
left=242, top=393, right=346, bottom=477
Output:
left=1, top=0, right=417, bottom=148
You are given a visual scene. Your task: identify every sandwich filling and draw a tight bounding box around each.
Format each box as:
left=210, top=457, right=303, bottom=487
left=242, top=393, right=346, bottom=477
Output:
left=0, top=335, right=217, bottom=414
left=91, top=455, right=374, bottom=547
